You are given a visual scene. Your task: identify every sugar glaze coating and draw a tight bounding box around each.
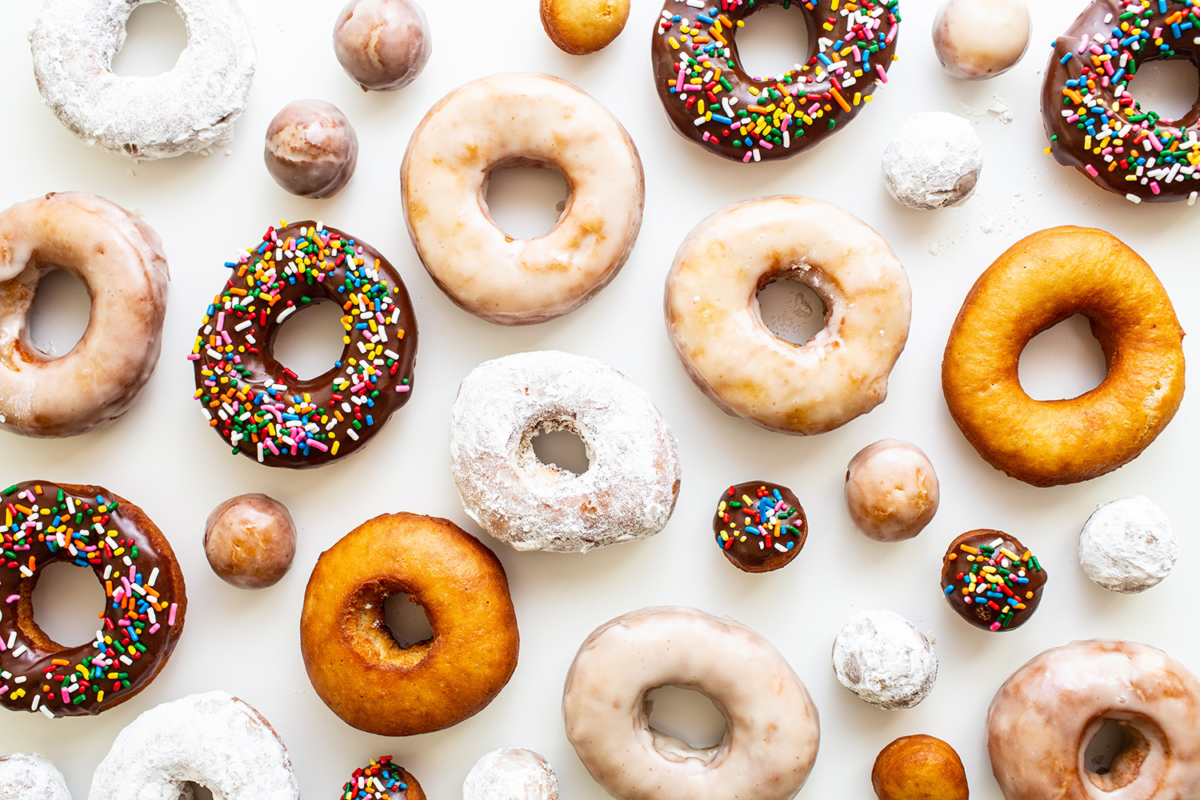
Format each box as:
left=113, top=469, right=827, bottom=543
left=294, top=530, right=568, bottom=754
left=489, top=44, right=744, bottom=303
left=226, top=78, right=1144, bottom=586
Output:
left=334, top=0, right=431, bottom=91
left=205, top=494, right=297, bottom=589
left=845, top=439, right=939, bottom=542
left=933, top=0, right=1030, bottom=80
left=264, top=100, right=358, bottom=198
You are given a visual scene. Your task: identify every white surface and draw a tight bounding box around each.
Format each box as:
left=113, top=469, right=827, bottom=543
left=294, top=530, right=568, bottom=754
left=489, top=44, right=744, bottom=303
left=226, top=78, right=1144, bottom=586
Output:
left=1, top=1, right=1199, bottom=799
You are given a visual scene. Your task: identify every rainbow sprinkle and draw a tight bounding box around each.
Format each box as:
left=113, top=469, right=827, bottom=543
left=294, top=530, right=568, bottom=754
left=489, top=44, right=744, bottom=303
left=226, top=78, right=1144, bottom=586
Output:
left=342, top=756, right=410, bottom=800
left=716, top=484, right=803, bottom=552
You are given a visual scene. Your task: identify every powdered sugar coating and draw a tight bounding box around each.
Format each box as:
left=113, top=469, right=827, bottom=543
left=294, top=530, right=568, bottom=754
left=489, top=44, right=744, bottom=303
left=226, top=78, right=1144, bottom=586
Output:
left=88, top=692, right=298, bottom=800
left=0, top=754, right=71, bottom=800
left=30, top=0, right=256, bottom=160
left=450, top=351, right=681, bottom=553
left=1080, top=496, right=1177, bottom=594
left=832, top=609, right=938, bottom=709
left=882, top=113, right=983, bottom=210
left=463, top=749, right=559, bottom=800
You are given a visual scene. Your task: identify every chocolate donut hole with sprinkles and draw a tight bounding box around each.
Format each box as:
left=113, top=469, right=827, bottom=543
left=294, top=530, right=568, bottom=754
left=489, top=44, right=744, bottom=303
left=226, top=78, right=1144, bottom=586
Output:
left=342, top=756, right=426, bottom=800
left=712, top=481, right=808, bottom=572
left=940, top=530, right=1046, bottom=632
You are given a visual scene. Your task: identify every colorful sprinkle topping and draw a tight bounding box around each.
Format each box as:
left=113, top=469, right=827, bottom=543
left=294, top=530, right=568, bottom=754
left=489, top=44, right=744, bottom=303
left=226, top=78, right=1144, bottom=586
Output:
left=342, top=756, right=410, bottom=800
left=944, top=535, right=1043, bottom=632
left=716, top=484, right=803, bottom=552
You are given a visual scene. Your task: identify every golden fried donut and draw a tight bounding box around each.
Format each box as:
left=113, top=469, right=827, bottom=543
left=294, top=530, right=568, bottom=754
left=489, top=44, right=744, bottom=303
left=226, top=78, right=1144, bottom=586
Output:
left=300, top=513, right=519, bottom=736
left=942, top=227, right=1184, bottom=487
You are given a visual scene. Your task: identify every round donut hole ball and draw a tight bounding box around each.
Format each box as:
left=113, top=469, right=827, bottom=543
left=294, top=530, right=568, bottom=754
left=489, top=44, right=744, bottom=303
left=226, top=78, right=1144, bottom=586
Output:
left=933, top=0, right=1031, bottom=80
left=343, top=757, right=426, bottom=800
left=264, top=100, right=359, bottom=199
left=204, top=494, right=297, bottom=590
left=1080, top=496, right=1178, bottom=594
left=845, top=439, right=939, bottom=542
left=831, top=609, right=938, bottom=710
left=883, top=112, right=983, bottom=210
left=0, top=754, right=72, bottom=800
left=872, top=735, right=969, bottom=800
left=541, top=0, right=630, bottom=55
left=333, top=0, right=431, bottom=91
left=464, top=749, right=559, bottom=800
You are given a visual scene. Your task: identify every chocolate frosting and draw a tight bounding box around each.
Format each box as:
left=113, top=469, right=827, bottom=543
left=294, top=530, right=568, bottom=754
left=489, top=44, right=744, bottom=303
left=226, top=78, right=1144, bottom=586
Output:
left=1042, top=0, right=1200, bottom=202
left=712, top=481, right=807, bottom=572
left=652, top=0, right=901, bottom=163
left=940, top=530, right=1046, bottom=632
left=0, top=481, right=186, bottom=717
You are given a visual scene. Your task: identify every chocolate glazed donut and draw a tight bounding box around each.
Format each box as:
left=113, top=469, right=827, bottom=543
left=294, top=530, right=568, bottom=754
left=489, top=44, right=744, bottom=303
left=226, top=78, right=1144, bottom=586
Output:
left=652, top=0, right=901, bottom=163
left=1043, top=0, right=1200, bottom=202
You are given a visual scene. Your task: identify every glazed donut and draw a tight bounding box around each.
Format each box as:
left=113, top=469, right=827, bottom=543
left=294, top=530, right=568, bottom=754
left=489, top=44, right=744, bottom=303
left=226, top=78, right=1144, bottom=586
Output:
left=30, top=0, right=255, bottom=160
left=652, top=0, right=900, bottom=163
left=1043, top=0, right=1200, bottom=203
left=450, top=351, right=681, bottom=553
left=665, top=196, right=911, bottom=434
left=942, top=227, right=1185, bottom=487
left=0, top=192, right=169, bottom=438
left=987, top=640, right=1200, bottom=800
left=402, top=73, right=644, bottom=325
left=189, top=221, right=417, bottom=468
left=89, top=691, right=299, bottom=800
left=0, top=754, right=70, bottom=800
left=563, top=606, right=820, bottom=800
left=300, top=513, right=519, bottom=736
left=0, top=481, right=186, bottom=718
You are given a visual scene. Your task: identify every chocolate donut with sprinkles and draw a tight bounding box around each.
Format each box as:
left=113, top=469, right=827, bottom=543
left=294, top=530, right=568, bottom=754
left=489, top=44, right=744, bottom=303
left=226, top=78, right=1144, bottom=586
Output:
left=190, top=222, right=417, bottom=468
left=0, top=481, right=186, bottom=718
left=1044, top=0, right=1200, bottom=203
left=652, top=0, right=901, bottom=163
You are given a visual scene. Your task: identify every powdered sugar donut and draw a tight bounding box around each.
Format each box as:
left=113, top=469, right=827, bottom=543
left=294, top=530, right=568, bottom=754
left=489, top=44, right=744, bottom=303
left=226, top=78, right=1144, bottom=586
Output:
left=1080, top=496, right=1177, bottom=594
left=832, top=609, right=938, bottom=709
left=89, top=692, right=298, bottom=800
left=0, top=754, right=70, bottom=800
left=464, top=749, right=559, bottom=800
left=450, top=351, right=680, bottom=553
left=882, top=113, right=983, bottom=210
left=30, top=0, right=256, bottom=159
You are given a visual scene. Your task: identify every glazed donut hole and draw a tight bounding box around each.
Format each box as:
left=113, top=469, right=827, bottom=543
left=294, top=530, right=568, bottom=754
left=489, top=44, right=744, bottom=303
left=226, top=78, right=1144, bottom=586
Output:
left=333, top=0, right=432, bottom=91
left=482, top=160, right=571, bottom=241
left=204, top=494, right=297, bottom=590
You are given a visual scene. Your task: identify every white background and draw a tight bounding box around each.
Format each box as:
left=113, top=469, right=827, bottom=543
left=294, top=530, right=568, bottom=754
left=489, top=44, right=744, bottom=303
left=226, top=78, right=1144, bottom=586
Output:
left=3, top=0, right=1200, bottom=798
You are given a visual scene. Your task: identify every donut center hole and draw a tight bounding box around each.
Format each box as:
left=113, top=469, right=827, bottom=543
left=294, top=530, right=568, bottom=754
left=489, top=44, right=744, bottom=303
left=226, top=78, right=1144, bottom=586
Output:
left=26, top=269, right=91, bottom=358
left=111, top=1, right=189, bottom=78
left=270, top=300, right=346, bottom=381
left=531, top=423, right=591, bottom=475
left=733, top=4, right=814, bottom=80
left=484, top=164, right=569, bottom=241
left=30, top=562, right=106, bottom=648
left=382, top=593, right=434, bottom=649
left=182, top=783, right=215, bottom=800
left=756, top=278, right=827, bottom=345
left=1017, top=314, right=1107, bottom=401
left=1084, top=718, right=1156, bottom=791
left=1127, top=59, right=1200, bottom=124
left=644, top=686, right=728, bottom=752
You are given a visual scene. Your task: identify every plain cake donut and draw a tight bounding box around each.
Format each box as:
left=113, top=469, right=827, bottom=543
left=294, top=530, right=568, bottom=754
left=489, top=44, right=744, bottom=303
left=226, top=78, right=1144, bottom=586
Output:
left=0, top=192, right=168, bottom=438
left=665, top=196, right=911, bottom=434
left=402, top=73, right=644, bottom=325
left=987, top=640, right=1200, bottom=800
left=563, top=606, right=820, bottom=800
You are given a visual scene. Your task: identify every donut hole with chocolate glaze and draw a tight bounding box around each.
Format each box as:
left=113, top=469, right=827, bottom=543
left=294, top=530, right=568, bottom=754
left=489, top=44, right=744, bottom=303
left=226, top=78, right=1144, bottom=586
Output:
left=756, top=277, right=828, bottom=346
left=1083, top=716, right=1164, bottom=792
left=1126, top=59, right=1200, bottom=127
left=483, top=161, right=570, bottom=241
left=268, top=300, right=347, bottom=382
left=530, top=421, right=591, bottom=476
left=1016, top=313, right=1108, bottom=401
left=25, top=268, right=91, bottom=358
left=109, top=0, right=188, bottom=78
left=730, top=3, right=814, bottom=80
left=644, top=686, right=729, bottom=756
left=30, top=561, right=107, bottom=647
left=383, top=592, right=435, bottom=649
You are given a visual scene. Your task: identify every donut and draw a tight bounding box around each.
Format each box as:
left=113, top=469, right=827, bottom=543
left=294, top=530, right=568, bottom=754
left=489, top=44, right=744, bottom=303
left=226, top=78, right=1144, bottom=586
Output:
left=1043, top=0, right=1200, bottom=203
left=541, top=0, right=630, bottom=55
left=831, top=609, right=937, bottom=709
left=30, top=0, right=255, bottom=160
left=712, top=481, right=807, bottom=573
left=987, top=640, right=1200, bottom=800
left=89, top=691, right=299, bottom=800
left=334, top=0, right=432, bottom=92
left=450, top=351, right=681, bottom=553
left=204, top=494, right=297, bottom=590
left=932, top=0, right=1031, bottom=80
left=882, top=112, right=984, bottom=210
left=563, top=606, right=819, bottom=800
left=189, top=221, right=418, bottom=468
left=463, top=749, right=559, bottom=800
left=264, top=100, right=359, bottom=199
left=0, top=754, right=71, bottom=800
left=941, top=530, right=1047, bottom=632
left=0, top=481, right=185, bottom=718
left=402, top=73, right=644, bottom=325
left=872, top=736, right=969, bottom=800
left=942, top=227, right=1185, bottom=487
left=0, top=192, right=169, bottom=438
left=844, top=439, right=939, bottom=542
left=651, top=0, right=901, bottom=163
left=1080, top=496, right=1177, bottom=594
left=300, top=513, right=519, bottom=736
left=342, top=756, right=425, bottom=800
left=665, top=196, right=911, bottom=434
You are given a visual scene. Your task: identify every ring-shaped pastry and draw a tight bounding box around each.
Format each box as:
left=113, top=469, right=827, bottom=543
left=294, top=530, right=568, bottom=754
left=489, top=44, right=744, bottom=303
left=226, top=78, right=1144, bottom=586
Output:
left=300, top=513, right=519, bottom=736
left=665, top=196, right=911, bottom=434
left=942, top=227, right=1185, bottom=487
left=402, top=73, right=644, bottom=325
left=0, top=193, right=169, bottom=438
left=30, top=0, right=256, bottom=160
left=988, top=640, right=1200, bottom=800
left=563, top=606, right=820, bottom=800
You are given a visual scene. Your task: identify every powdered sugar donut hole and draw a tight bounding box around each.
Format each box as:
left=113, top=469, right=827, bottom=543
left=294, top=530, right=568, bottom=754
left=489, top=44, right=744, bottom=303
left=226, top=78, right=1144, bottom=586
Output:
left=831, top=609, right=938, bottom=709
left=0, top=754, right=71, bottom=800
left=882, top=112, right=983, bottom=210
left=463, top=749, right=559, bottom=800
left=1080, top=496, right=1178, bottom=594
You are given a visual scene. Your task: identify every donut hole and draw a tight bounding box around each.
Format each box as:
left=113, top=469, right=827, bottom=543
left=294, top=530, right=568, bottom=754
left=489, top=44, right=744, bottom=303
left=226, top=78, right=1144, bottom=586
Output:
left=756, top=277, right=828, bottom=345
left=1084, top=717, right=1158, bottom=791
left=483, top=161, right=570, bottom=241
left=269, top=300, right=347, bottom=381
left=110, top=1, right=188, bottom=78
left=29, top=562, right=106, bottom=648
left=1126, top=59, right=1200, bottom=125
left=530, top=422, right=591, bottom=475
left=1017, top=314, right=1107, bottom=401
left=26, top=268, right=91, bottom=358
left=732, top=3, right=814, bottom=80
left=644, top=686, right=728, bottom=757
left=382, top=592, right=434, bottom=650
